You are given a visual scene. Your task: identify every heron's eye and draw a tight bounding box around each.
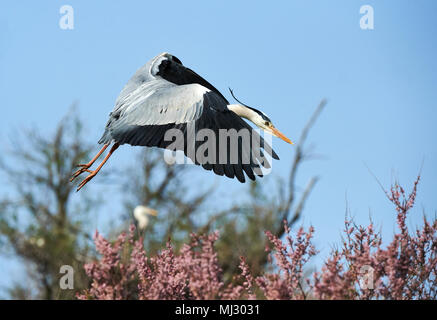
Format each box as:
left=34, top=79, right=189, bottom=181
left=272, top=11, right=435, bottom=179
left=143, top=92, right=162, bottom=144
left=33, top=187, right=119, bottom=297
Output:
left=264, top=121, right=270, bottom=126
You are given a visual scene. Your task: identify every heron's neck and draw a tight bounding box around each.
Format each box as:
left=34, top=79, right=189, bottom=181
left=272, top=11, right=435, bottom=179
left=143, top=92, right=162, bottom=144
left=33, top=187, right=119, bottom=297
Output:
left=227, top=104, right=259, bottom=123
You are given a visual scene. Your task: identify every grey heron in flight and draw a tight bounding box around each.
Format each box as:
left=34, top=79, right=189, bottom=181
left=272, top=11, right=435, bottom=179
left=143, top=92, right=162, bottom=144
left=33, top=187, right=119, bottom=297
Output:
left=71, top=52, right=292, bottom=191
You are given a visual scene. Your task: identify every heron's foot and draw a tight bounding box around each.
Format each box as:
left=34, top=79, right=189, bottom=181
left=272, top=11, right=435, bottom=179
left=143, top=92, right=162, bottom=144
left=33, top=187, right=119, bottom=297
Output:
left=70, top=164, right=93, bottom=182
left=76, top=171, right=97, bottom=192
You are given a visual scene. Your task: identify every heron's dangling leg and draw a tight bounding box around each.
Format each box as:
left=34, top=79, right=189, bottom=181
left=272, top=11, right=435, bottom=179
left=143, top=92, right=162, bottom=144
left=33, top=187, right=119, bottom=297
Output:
left=76, top=143, right=119, bottom=192
left=70, top=144, right=109, bottom=182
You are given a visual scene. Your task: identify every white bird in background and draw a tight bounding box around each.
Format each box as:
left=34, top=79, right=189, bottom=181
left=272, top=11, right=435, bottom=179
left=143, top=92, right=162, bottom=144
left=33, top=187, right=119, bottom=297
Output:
left=134, top=205, right=158, bottom=229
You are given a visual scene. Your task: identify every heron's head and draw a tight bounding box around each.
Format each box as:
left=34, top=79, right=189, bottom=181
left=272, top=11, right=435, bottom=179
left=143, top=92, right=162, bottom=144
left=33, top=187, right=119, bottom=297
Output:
left=228, top=89, right=293, bottom=145
left=250, top=109, right=293, bottom=144
left=133, top=205, right=158, bottom=230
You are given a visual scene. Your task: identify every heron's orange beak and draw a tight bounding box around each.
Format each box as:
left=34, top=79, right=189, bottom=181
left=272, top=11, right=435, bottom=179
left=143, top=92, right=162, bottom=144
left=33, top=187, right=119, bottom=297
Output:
left=271, top=127, right=293, bottom=145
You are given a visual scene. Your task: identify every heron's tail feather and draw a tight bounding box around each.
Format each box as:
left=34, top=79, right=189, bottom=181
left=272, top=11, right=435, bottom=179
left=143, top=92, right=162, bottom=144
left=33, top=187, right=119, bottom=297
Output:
left=98, top=128, right=112, bottom=144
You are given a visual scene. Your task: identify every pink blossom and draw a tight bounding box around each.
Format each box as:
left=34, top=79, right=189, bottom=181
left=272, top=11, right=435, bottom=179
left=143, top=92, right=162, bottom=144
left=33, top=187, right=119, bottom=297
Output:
left=79, top=176, right=436, bottom=300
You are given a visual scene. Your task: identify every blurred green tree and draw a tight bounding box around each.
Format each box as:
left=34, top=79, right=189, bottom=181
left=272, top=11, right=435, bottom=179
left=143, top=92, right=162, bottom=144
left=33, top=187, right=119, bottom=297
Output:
left=0, top=109, right=98, bottom=299
left=0, top=99, right=325, bottom=298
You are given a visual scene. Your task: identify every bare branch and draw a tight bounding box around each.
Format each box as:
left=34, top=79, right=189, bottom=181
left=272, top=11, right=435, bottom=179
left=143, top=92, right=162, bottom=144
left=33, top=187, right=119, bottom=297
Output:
left=288, top=176, right=318, bottom=227
left=280, top=99, right=327, bottom=230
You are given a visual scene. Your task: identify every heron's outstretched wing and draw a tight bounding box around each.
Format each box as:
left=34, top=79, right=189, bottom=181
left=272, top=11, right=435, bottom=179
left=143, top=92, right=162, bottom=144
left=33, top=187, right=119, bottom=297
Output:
left=105, top=52, right=227, bottom=128
left=99, top=52, right=279, bottom=182
left=101, top=88, right=278, bottom=182
left=112, top=52, right=227, bottom=116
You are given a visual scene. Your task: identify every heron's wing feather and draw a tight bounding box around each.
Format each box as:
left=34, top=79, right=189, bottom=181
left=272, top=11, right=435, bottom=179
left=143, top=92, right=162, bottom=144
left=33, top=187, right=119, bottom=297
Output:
left=104, top=53, right=229, bottom=133
left=105, top=89, right=278, bottom=183
left=155, top=57, right=229, bottom=103
left=109, top=81, right=219, bottom=129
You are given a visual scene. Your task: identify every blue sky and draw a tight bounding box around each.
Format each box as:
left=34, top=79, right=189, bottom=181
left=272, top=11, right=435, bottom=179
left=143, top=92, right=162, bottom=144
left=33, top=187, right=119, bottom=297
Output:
left=1, top=1, right=436, bottom=296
